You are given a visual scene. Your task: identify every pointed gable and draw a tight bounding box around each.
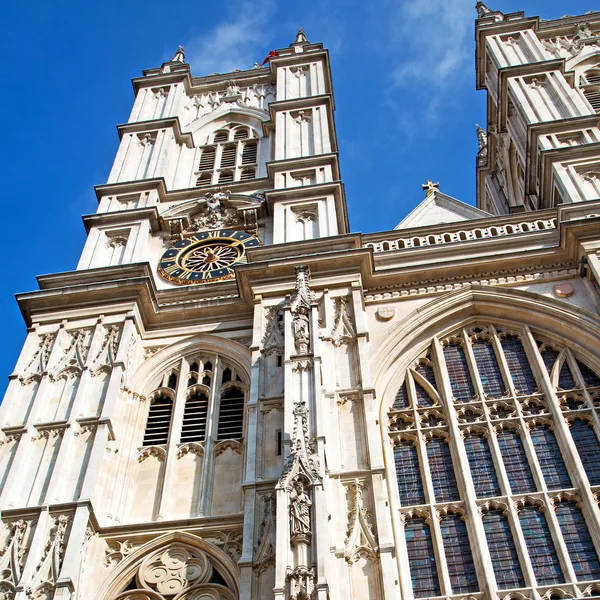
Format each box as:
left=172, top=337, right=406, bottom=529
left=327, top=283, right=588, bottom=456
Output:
left=395, top=190, right=491, bottom=230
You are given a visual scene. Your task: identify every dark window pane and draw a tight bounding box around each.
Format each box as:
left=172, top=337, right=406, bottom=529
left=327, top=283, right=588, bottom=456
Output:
left=392, top=381, right=409, bottom=410
left=143, top=395, right=173, bottom=446
left=472, top=340, right=505, bottom=398
left=427, top=437, right=460, bottom=502
left=519, top=506, right=564, bottom=585
left=405, top=518, right=441, bottom=598
left=217, top=388, right=244, bottom=439
left=444, top=344, right=475, bottom=402
left=483, top=510, right=525, bottom=590
left=394, top=442, right=425, bottom=505
left=556, top=502, right=600, bottom=581
left=577, top=360, right=600, bottom=388
left=501, top=335, right=537, bottom=395
left=530, top=426, right=572, bottom=490
left=497, top=430, right=536, bottom=494
left=181, top=391, right=209, bottom=442
left=440, top=514, right=479, bottom=593
left=571, top=420, right=600, bottom=486
left=464, top=433, right=500, bottom=497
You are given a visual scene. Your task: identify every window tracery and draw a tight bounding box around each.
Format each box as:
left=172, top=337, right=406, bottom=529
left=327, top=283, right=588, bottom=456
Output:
left=195, top=124, right=259, bottom=187
left=143, top=355, right=246, bottom=448
left=388, top=323, right=600, bottom=598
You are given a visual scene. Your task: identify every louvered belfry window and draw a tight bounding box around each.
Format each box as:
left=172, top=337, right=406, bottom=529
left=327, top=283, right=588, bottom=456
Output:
left=389, top=324, right=600, bottom=598
left=582, top=68, right=600, bottom=113
left=142, top=355, right=246, bottom=448
left=195, top=124, right=259, bottom=186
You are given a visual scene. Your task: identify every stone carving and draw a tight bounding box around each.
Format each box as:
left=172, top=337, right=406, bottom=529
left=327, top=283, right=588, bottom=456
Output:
left=476, top=1, right=492, bottom=18
left=331, top=296, right=356, bottom=347
left=213, top=440, right=242, bottom=456
left=27, top=515, right=70, bottom=599
left=255, top=492, right=276, bottom=566
left=344, top=479, right=378, bottom=563
left=20, top=334, right=54, bottom=384
left=0, top=520, right=30, bottom=599
left=184, top=84, right=276, bottom=122
left=185, top=191, right=241, bottom=232
left=202, top=530, right=243, bottom=564
left=476, top=124, right=488, bottom=157
left=104, top=540, right=135, bottom=567
left=136, top=546, right=213, bottom=597
left=543, top=22, right=599, bottom=59
left=294, top=28, right=309, bottom=44
left=293, top=207, right=317, bottom=224
left=138, top=446, right=166, bottom=463
left=292, top=309, right=310, bottom=355
left=262, top=306, right=285, bottom=356
left=290, top=266, right=315, bottom=355
left=52, top=329, right=90, bottom=376
left=144, top=346, right=162, bottom=360
left=176, top=442, right=204, bottom=458
left=90, top=325, right=120, bottom=373
left=290, top=481, right=312, bottom=540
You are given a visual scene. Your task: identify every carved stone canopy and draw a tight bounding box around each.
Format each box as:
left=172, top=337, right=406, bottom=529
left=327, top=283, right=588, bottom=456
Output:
left=160, top=192, right=267, bottom=240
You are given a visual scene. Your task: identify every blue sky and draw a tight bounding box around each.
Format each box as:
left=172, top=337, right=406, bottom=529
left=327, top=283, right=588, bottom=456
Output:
left=0, top=0, right=593, bottom=385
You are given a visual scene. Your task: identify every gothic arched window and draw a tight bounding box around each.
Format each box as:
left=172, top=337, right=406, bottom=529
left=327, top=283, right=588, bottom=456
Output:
left=388, top=323, right=600, bottom=598
left=195, top=124, right=259, bottom=187
left=142, top=355, right=247, bottom=448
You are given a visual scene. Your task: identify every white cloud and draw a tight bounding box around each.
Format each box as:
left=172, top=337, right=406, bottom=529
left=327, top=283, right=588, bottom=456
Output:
left=186, top=0, right=277, bottom=76
left=391, top=0, right=473, bottom=89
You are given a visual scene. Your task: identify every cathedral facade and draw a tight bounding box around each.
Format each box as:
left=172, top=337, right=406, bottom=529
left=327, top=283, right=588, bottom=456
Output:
left=2, top=5, right=600, bottom=600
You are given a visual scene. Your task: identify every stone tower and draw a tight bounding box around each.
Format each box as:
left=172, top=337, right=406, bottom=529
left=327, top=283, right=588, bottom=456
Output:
left=2, top=7, right=600, bottom=600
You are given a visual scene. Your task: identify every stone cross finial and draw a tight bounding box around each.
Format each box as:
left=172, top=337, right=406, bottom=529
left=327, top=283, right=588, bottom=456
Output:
left=422, top=180, right=440, bottom=197
left=475, top=1, right=492, bottom=18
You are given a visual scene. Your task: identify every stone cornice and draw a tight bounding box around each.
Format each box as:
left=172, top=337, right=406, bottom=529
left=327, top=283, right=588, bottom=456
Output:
left=82, top=207, right=161, bottom=233
left=116, top=116, right=195, bottom=147
left=15, top=204, right=600, bottom=329
left=266, top=152, right=341, bottom=181
left=94, top=176, right=271, bottom=206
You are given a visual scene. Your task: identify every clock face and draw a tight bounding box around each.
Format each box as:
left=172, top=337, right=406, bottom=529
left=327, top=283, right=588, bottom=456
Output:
left=158, top=229, right=260, bottom=285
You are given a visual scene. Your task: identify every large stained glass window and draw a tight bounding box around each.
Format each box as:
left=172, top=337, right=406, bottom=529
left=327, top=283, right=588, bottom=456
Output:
left=389, top=325, right=600, bottom=598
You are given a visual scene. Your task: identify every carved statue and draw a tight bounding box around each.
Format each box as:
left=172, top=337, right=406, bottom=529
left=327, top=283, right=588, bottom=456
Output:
left=292, top=307, right=310, bottom=354
left=476, top=124, right=488, bottom=156
left=290, top=480, right=312, bottom=538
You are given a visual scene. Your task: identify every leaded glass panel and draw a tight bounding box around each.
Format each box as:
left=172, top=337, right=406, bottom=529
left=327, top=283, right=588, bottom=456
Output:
left=405, top=518, right=441, bottom=598
left=483, top=510, right=525, bottom=589
left=472, top=340, right=505, bottom=398
left=577, top=360, right=600, bottom=388
left=440, top=514, right=479, bottom=593
left=444, top=344, right=475, bottom=402
left=393, top=381, right=409, bottom=410
left=555, top=502, right=600, bottom=581
left=501, top=335, right=537, bottom=395
left=394, top=441, right=425, bottom=505
left=497, top=430, right=536, bottom=494
left=530, top=426, right=572, bottom=490
left=570, top=420, right=600, bottom=486
left=519, top=506, right=564, bottom=585
left=464, top=433, right=501, bottom=497
left=427, top=437, right=460, bottom=502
